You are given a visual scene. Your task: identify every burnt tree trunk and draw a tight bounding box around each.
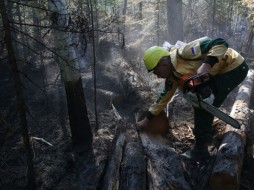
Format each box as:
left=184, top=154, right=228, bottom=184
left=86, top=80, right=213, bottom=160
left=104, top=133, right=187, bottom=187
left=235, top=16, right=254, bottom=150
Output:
left=140, top=133, right=191, bottom=190
left=77, top=128, right=114, bottom=189
left=167, top=0, right=183, bottom=44
left=79, top=125, right=147, bottom=190
left=102, top=127, right=148, bottom=190
left=210, top=69, right=254, bottom=190
left=64, top=78, right=92, bottom=146
left=0, top=1, right=35, bottom=189
left=48, top=0, right=92, bottom=147
left=119, top=138, right=147, bottom=190
left=103, top=129, right=127, bottom=189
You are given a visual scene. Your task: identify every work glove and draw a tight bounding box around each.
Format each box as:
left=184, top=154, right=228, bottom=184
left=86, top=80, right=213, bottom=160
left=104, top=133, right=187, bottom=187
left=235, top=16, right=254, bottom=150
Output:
left=135, top=117, right=149, bottom=131
left=196, top=86, right=215, bottom=105
left=179, top=86, right=215, bottom=106
left=203, top=93, right=215, bottom=104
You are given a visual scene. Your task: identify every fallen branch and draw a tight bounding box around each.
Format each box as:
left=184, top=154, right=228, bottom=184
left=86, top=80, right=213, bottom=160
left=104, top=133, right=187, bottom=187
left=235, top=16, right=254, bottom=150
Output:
left=31, top=136, right=53, bottom=146
left=112, top=104, right=122, bottom=121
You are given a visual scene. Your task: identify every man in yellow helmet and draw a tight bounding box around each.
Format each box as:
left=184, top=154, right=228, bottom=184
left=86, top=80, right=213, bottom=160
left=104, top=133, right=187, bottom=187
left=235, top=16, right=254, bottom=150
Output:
left=136, top=37, right=249, bottom=161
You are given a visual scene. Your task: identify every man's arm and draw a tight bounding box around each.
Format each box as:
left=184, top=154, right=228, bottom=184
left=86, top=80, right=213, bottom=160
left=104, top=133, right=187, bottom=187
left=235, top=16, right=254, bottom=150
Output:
left=198, top=38, right=229, bottom=74
left=136, top=79, right=178, bottom=129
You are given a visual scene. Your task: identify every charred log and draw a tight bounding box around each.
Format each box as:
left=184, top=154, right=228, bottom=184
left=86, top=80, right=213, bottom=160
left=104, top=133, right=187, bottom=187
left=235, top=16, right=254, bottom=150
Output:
left=140, top=133, right=191, bottom=190
left=119, top=141, right=147, bottom=190
left=102, top=128, right=128, bottom=190
left=77, top=128, right=114, bottom=189
left=210, top=69, right=254, bottom=190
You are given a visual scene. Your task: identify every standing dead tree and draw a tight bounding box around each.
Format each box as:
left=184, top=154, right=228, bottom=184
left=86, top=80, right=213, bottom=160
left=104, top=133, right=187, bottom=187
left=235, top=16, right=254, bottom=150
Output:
left=48, top=0, right=93, bottom=149
left=0, top=1, right=35, bottom=189
left=167, top=0, right=183, bottom=44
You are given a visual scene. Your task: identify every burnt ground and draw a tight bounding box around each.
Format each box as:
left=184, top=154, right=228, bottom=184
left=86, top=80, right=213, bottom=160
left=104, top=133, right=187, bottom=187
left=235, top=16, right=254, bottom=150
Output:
left=0, top=46, right=254, bottom=190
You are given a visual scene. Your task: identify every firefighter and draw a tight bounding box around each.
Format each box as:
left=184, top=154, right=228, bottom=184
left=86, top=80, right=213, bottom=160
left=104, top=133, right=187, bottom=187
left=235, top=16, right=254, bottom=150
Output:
left=136, top=37, right=249, bottom=161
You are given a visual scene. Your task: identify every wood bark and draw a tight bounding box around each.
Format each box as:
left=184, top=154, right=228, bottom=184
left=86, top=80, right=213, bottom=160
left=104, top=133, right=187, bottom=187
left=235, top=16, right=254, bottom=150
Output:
left=119, top=141, right=147, bottom=190
left=166, top=0, right=183, bottom=44
left=77, top=125, right=147, bottom=189
left=122, top=0, right=127, bottom=15
left=77, top=128, right=114, bottom=190
left=103, top=129, right=128, bottom=190
left=210, top=69, right=254, bottom=190
left=64, top=78, right=92, bottom=146
left=140, top=132, right=191, bottom=190
left=48, top=0, right=92, bottom=147
left=77, top=126, right=147, bottom=190
left=0, top=1, right=35, bottom=189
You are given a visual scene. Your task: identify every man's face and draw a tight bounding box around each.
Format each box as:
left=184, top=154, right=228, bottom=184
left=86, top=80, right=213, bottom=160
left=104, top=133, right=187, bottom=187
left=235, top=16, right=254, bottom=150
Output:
left=153, top=57, right=173, bottom=79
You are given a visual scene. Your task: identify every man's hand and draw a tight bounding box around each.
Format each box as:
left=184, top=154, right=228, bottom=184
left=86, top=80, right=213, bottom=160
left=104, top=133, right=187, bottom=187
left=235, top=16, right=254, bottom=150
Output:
left=196, top=86, right=215, bottom=104
left=203, top=93, right=215, bottom=104
left=197, top=63, right=211, bottom=74
left=135, top=117, right=149, bottom=131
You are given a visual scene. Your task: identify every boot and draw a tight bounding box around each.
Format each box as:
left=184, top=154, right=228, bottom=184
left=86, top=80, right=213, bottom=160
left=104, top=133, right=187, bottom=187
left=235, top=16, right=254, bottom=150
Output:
left=189, top=142, right=210, bottom=161
left=181, top=140, right=210, bottom=161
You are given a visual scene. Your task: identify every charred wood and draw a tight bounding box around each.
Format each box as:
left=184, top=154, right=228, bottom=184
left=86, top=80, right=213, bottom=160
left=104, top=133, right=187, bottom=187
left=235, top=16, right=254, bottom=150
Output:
left=77, top=128, right=114, bottom=190
left=102, top=128, right=128, bottom=190
left=140, top=133, right=191, bottom=190
left=210, top=69, right=254, bottom=190
left=119, top=141, right=147, bottom=190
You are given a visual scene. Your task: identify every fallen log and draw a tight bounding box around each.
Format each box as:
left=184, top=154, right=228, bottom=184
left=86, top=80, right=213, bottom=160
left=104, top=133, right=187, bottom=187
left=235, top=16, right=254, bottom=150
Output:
left=210, top=69, right=254, bottom=190
left=102, top=125, right=148, bottom=190
left=103, top=129, right=128, bottom=190
left=140, top=132, right=191, bottom=190
left=119, top=140, right=147, bottom=190
left=77, top=128, right=114, bottom=190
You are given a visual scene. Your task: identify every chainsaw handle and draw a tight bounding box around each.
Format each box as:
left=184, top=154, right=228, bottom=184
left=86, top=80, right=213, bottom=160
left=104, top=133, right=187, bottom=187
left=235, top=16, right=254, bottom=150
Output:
left=183, top=73, right=211, bottom=93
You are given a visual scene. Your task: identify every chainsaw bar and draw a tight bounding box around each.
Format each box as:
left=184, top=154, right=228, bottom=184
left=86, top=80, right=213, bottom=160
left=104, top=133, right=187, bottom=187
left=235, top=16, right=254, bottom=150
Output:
left=189, top=94, right=241, bottom=129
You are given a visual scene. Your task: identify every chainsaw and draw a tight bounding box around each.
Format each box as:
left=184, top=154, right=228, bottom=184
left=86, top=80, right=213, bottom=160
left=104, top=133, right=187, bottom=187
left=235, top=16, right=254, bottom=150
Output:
left=180, top=73, right=241, bottom=129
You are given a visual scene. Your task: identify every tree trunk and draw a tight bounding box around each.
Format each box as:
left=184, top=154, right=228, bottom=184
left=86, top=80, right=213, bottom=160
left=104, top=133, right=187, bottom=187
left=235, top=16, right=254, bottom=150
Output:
left=156, top=0, right=160, bottom=45
left=77, top=128, right=114, bottom=190
left=167, top=0, right=183, bottom=43
left=48, top=0, right=92, bottom=147
left=210, top=69, right=254, bottom=190
left=140, top=133, right=191, bottom=190
left=242, top=27, right=254, bottom=56
left=119, top=141, right=147, bottom=190
left=103, top=130, right=128, bottom=190
left=122, top=0, right=127, bottom=15
left=64, top=78, right=92, bottom=146
left=0, top=1, right=35, bottom=189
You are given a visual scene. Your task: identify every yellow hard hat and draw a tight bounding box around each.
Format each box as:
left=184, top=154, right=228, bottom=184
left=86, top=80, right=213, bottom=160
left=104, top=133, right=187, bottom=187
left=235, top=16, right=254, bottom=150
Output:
left=143, top=46, right=170, bottom=72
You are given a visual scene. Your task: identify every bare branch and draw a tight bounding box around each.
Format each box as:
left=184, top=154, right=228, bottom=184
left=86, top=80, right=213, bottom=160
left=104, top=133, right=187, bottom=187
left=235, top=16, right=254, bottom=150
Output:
left=10, top=25, right=71, bottom=65
left=31, top=136, right=53, bottom=146
left=8, top=0, right=54, bottom=13
left=9, top=20, right=91, bottom=34
left=19, top=70, right=46, bottom=93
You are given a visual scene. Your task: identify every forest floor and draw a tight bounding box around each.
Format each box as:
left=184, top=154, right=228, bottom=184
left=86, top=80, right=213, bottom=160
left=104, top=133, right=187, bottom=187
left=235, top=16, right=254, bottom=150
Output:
left=0, top=46, right=254, bottom=189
